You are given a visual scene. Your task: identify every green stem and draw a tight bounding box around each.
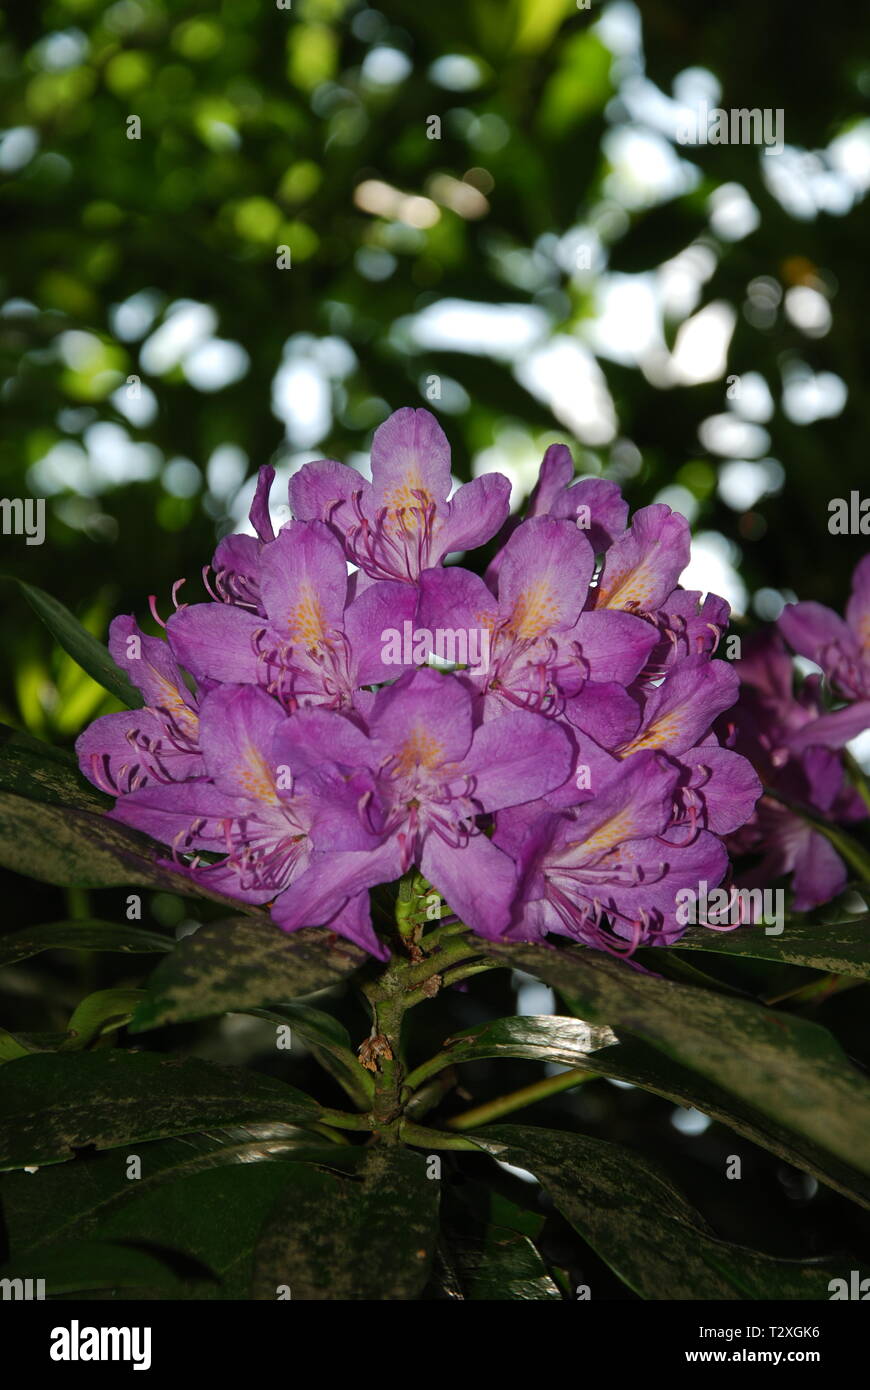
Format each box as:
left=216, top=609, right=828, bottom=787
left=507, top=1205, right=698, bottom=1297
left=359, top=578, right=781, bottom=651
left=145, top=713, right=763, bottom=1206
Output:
left=440, top=958, right=502, bottom=988
left=363, top=987, right=407, bottom=1138
left=418, top=917, right=469, bottom=951
left=317, top=1108, right=374, bottom=1132
left=308, top=1122, right=353, bottom=1145
left=349, top=889, right=503, bottom=1141
left=445, top=1068, right=598, bottom=1131
left=403, top=1067, right=458, bottom=1121
left=404, top=1050, right=460, bottom=1092
left=399, top=1120, right=484, bottom=1151
left=402, top=937, right=488, bottom=989
left=402, top=963, right=502, bottom=1010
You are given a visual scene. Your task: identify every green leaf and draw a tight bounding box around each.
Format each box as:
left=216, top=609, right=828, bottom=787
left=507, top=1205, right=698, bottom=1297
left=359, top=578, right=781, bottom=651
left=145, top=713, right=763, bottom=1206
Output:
left=249, top=1004, right=373, bottom=1108
left=0, top=920, right=172, bottom=968
left=0, top=1241, right=196, bottom=1298
left=470, top=1126, right=860, bottom=1300
left=95, top=1163, right=370, bottom=1299
left=0, top=723, right=110, bottom=812
left=62, top=988, right=146, bottom=1050
left=43, top=1166, right=303, bottom=1299
left=0, top=1050, right=321, bottom=1170
left=486, top=942, right=870, bottom=1178
left=559, top=1032, right=870, bottom=1211
left=0, top=1029, right=33, bottom=1064
left=250, top=1146, right=440, bottom=1300
left=443, top=1225, right=562, bottom=1300
left=12, top=578, right=142, bottom=709
left=671, top=916, right=870, bottom=979
left=0, top=1126, right=354, bottom=1260
left=0, top=1029, right=70, bottom=1064
left=608, top=202, right=707, bottom=274
left=130, top=916, right=366, bottom=1032
left=0, top=790, right=256, bottom=909
left=538, top=31, right=613, bottom=136
left=405, top=1014, right=617, bottom=1089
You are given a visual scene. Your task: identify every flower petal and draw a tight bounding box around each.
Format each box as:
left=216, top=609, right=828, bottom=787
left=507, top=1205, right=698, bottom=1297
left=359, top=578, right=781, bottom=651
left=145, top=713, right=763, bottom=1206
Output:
left=369, top=407, right=452, bottom=508
left=320, top=891, right=388, bottom=960
left=778, top=599, right=854, bottom=669
left=368, top=669, right=474, bottom=767
left=787, top=699, right=870, bottom=753
left=463, top=710, right=573, bottom=811
left=271, top=842, right=403, bottom=931
left=618, top=657, right=739, bottom=758
left=166, top=603, right=263, bottom=685
left=548, top=476, right=629, bottom=552
left=559, top=609, right=657, bottom=687
left=259, top=521, right=349, bottom=642
left=420, top=831, right=517, bottom=938
left=249, top=464, right=276, bottom=542
left=76, top=709, right=200, bottom=794
left=198, top=684, right=286, bottom=802
left=498, top=516, right=594, bottom=637
left=594, top=503, right=690, bottom=612
left=677, top=745, right=762, bottom=835
left=344, top=579, right=418, bottom=686
left=435, top=473, right=511, bottom=558
left=289, top=457, right=366, bottom=540
left=109, top=616, right=197, bottom=737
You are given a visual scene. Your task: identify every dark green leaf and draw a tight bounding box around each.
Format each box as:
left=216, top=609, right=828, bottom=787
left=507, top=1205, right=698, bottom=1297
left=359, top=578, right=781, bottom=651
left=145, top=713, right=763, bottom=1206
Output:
left=62, top=988, right=145, bottom=1050
left=250, top=1004, right=373, bottom=1108
left=561, top=1032, right=870, bottom=1211
left=0, top=1029, right=33, bottom=1064
left=407, top=1014, right=617, bottom=1087
left=0, top=1126, right=356, bottom=1260
left=0, top=723, right=110, bottom=812
left=0, top=791, right=257, bottom=910
left=0, top=920, right=172, bottom=968
left=471, top=1126, right=860, bottom=1300
left=13, top=578, right=143, bottom=709
left=0, top=1050, right=321, bottom=1169
left=672, top=916, right=870, bottom=980
left=22, top=1166, right=300, bottom=1299
left=0, top=1241, right=195, bottom=1298
left=250, top=1146, right=439, bottom=1300
left=130, top=916, right=366, bottom=1032
left=445, top=1225, right=562, bottom=1300
left=486, top=942, right=870, bottom=1177
left=0, top=1029, right=70, bottom=1063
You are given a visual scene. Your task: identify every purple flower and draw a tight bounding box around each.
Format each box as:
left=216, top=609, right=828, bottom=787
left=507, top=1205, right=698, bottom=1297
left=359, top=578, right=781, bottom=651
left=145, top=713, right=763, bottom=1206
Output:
left=77, top=616, right=201, bottom=794
left=289, top=408, right=511, bottom=584
left=494, top=751, right=728, bottom=952
left=417, top=514, right=656, bottom=723
left=110, top=684, right=386, bottom=955
left=722, top=630, right=866, bottom=910
left=263, top=668, right=572, bottom=939
left=167, top=520, right=416, bottom=713
left=75, top=407, right=770, bottom=958
left=203, top=465, right=277, bottom=613
left=485, top=443, right=629, bottom=586
left=777, top=555, right=870, bottom=745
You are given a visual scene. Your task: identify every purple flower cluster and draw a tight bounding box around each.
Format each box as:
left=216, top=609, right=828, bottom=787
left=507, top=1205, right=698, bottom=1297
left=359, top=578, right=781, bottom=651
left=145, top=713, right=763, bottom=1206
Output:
left=77, top=408, right=762, bottom=958
left=721, top=558, right=870, bottom=910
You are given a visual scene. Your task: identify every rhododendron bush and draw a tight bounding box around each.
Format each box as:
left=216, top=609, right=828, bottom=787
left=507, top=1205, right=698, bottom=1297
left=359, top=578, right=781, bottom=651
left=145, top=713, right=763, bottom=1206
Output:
left=1, top=410, right=868, bottom=1303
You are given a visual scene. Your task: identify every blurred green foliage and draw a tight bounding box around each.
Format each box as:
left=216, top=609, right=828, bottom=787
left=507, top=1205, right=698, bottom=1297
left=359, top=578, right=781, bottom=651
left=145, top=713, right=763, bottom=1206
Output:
left=1, top=0, right=868, bottom=742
